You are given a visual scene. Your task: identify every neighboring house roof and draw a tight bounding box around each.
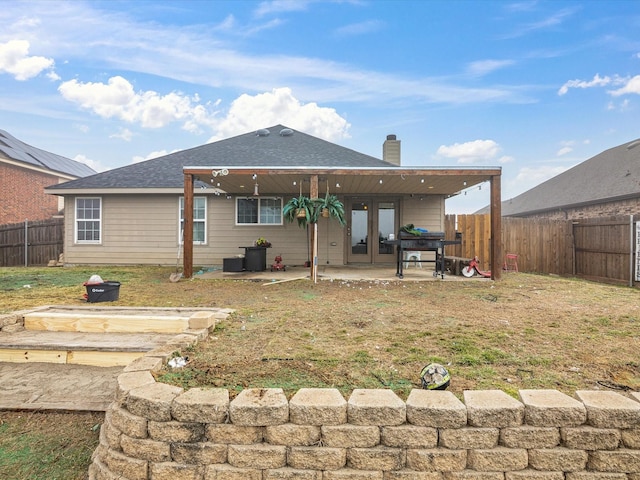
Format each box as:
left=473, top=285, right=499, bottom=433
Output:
left=48, top=125, right=395, bottom=191
left=0, top=129, right=96, bottom=178
left=493, top=138, right=640, bottom=217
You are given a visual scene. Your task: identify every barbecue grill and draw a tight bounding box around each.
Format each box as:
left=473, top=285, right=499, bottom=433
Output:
left=387, top=231, right=461, bottom=279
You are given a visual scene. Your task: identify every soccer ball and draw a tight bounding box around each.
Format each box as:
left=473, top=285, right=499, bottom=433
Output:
left=420, top=363, right=451, bottom=390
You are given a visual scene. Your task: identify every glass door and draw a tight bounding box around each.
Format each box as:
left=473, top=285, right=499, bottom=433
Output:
left=348, top=200, right=370, bottom=262
left=347, top=198, right=398, bottom=264
left=374, top=201, right=396, bottom=263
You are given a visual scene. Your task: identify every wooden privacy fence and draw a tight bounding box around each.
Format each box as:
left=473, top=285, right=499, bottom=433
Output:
left=0, top=218, right=64, bottom=267
left=445, top=214, right=636, bottom=285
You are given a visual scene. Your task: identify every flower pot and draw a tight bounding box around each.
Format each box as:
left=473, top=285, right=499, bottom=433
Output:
left=296, top=208, right=307, bottom=218
left=321, top=207, right=329, bottom=218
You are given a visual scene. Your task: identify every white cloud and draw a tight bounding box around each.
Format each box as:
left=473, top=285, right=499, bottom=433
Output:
left=254, top=0, right=311, bottom=17
left=557, top=146, right=572, bottom=156
left=58, top=76, right=218, bottom=130
left=512, top=165, right=568, bottom=191
left=556, top=140, right=575, bottom=156
left=209, top=87, right=350, bottom=142
left=132, top=149, right=174, bottom=164
left=334, top=20, right=384, bottom=37
left=608, top=75, right=640, bottom=96
left=436, top=140, right=501, bottom=164
left=0, top=39, right=55, bottom=80
left=498, top=155, right=514, bottom=164
left=110, top=128, right=133, bottom=141
left=558, top=73, right=611, bottom=96
left=73, top=153, right=104, bottom=172
left=467, top=59, right=515, bottom=77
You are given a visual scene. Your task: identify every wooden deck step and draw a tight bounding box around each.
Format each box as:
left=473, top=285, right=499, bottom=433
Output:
left=0, top=330, right=176, bottom=367
left=24, top=309, right=194, bottom=333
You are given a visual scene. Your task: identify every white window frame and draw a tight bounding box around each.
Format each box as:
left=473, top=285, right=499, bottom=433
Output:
left=235, top=197, right=283, bottom=225
left=75, top=197, right=102, bottom=244
left=179, top=196, right=207, bottom=244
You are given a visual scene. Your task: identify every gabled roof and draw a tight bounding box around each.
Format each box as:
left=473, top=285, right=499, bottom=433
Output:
left=47, top=125, right=395, bottom=191
left=501, top=138, right=640, bottom=217
left=0, top=129, right=96, bottom=178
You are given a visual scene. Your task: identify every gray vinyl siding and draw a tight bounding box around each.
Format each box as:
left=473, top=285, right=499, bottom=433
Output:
left=62, top=193, right=347, bottom=267
left=208, top=195, right=312, bottom=266
left=62, top=193, right=443, bottom=267
left=398, top=195, right=445, bottom=262
left=64, top=194, right=180, bottom=265
left=400, top=195, right=445, bottom=231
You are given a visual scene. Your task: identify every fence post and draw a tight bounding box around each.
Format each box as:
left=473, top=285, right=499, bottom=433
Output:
left=24, top=219, right=28, bottom=267
left=631, top=214, right=636, bottom=287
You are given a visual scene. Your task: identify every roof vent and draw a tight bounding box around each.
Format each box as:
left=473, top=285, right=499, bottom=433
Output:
left=256, top=129, right=270, bottom=137
left=279, top=128, right=294, bottom=136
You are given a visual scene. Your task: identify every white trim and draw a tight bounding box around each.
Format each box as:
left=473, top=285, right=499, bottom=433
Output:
left=75, top=196, right=102, bottom=244
left=235, top=196, right=283, bottom=226
left=179, top=196, right=207, bottom=245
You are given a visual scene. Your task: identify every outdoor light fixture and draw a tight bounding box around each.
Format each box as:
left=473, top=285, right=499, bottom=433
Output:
left=252, top=174, right=257, bottom=180
left=335, top=182, right=341, bottom=188
left=379, top=179, right=383, bottom=184
left=421, top=178, right=425, bottom=183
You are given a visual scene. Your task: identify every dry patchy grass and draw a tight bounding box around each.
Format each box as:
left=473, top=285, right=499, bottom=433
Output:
left=2, top=266, right=640, bottom=401
left=2, top=266, right=640, bottom=478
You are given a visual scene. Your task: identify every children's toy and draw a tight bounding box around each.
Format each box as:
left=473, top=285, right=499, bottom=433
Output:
left=271, top=255, right=286, bottom=272
left=461, top=256, right=491, bottom=278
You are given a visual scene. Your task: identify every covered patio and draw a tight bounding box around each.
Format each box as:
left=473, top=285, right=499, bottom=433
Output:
left=182, top=167, right=502, bottom=281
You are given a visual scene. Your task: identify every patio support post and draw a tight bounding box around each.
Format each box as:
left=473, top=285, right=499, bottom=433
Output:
left=183, top=173, right=194, bottom=279
left=310, top=174, right=319, bottom=283
left=490, top=174, right=502, bottom=280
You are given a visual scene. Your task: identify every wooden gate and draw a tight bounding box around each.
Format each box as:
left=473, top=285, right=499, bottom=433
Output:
left=0, top=218, right=64, bottom=267
left=572, top=216, right=634, bottom=284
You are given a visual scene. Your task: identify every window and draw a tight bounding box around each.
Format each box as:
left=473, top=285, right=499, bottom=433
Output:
left=179, top=197, right=206, bottom=244
left=75, top=197, right=101, bottom=243
left=236, top=197, right=282, bottom=225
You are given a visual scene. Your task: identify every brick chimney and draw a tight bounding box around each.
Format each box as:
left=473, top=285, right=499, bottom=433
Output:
left=383, top=134, right=401, bottom=165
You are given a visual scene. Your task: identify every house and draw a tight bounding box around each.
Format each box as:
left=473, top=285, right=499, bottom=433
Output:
left=45, top=125, right=502, bottom=277
left=0, top=129, right=96, bottom=224
left=498, top=138, right=640, bottom=220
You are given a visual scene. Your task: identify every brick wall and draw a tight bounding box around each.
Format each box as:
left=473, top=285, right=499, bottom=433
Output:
left=90, top=369, right=640, bottom=478
left=0, top=163, right=60, bottom=224
left=515, top=197, right=640, bottom=221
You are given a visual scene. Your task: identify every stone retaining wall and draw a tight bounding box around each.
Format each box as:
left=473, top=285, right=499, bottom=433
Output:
left=0, top=310, right=26, bottom=333
left=90, top=369, right=640, bottom=479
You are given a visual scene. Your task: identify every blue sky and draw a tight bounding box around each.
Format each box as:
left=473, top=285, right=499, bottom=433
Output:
left=1, top=0, right=639, bottom=212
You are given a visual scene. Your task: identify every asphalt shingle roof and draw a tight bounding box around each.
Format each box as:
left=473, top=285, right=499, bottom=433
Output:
left=0, top=129, right=96, bottom=178
left=48, top=125, right=395, bottom=190
left=501, top=138, right=640, bottom=216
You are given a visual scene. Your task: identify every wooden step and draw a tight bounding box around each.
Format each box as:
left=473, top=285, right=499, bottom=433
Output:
left=22, top=306, right=221, bottom=334
left=0, top=330, right=177, bottom=367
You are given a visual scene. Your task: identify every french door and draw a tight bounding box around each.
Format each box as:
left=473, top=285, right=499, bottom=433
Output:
left=346, top=197, right=398, bottom=264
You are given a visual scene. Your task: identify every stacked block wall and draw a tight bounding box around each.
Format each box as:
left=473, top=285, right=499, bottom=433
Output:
left=90, top=374, right=640, bottom=479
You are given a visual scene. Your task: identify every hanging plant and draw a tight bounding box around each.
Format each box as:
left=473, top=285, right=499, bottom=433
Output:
left=319, top=192, right=346, bottom=226
left=283, top=195, right=316, bottom=228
